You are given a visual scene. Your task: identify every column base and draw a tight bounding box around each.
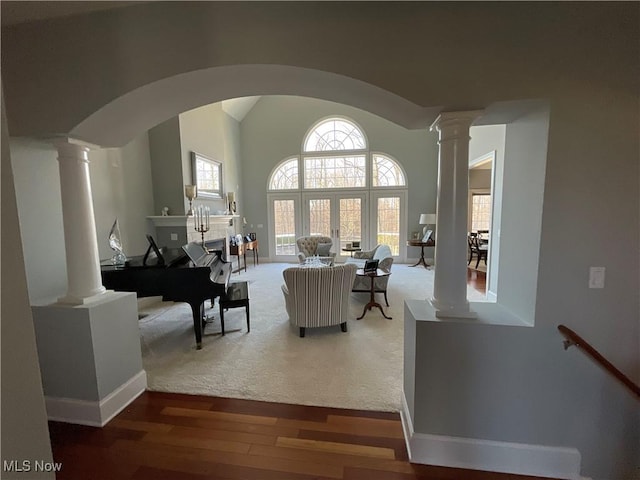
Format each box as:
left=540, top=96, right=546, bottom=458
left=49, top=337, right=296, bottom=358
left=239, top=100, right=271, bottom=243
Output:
left=430, top=298, right=478, bottom=319
left=57, top=287, right=108, bottom=305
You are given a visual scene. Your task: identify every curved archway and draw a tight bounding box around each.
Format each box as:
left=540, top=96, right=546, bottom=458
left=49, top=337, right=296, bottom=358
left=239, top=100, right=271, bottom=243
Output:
left=70, top=64, right=440, bottom=147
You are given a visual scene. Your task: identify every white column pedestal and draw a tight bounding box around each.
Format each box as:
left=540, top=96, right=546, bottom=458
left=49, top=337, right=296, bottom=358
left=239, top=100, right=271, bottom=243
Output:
left=32, top=292, right=146, bottom=426
left=430, top=111, right=482, bottom=319
left=55, top=139, right=107, bottom=304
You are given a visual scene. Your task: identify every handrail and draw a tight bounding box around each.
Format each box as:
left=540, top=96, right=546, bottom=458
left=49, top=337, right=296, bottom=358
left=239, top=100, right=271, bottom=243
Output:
left=558, top=325, right=640, bottom=399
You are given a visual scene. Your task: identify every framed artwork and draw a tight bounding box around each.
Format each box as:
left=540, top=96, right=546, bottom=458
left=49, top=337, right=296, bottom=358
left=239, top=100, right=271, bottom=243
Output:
left=364, top=259, right=379, bottom=272
left=422, top=230, right=433, bottom=243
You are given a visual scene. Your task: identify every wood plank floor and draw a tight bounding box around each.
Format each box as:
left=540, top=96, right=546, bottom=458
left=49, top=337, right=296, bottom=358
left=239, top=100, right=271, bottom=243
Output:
left=467, top=268, right=486, bottom=294
left=49, top=392, right=555, bottom=480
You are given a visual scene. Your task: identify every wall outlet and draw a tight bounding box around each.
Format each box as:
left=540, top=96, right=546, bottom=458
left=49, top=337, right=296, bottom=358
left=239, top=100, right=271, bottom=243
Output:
left=589, top=266, right=605, bottom=289
left=170, top=233, right=178, bottom=241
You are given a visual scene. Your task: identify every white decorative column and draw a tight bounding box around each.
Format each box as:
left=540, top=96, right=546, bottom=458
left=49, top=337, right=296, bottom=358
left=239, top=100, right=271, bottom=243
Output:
left=55, top=138, right=107, bottom=304
left=430, top=111, right=482, bottom=318
left=31, top=139, right=145, bottom=425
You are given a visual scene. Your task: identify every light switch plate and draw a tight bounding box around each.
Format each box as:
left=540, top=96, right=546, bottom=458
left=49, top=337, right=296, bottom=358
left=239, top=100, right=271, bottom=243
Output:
left=589, top=266, right=605, bottom=289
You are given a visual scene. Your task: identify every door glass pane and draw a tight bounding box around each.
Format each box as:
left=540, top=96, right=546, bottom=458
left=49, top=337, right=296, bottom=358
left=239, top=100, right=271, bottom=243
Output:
left=274, top=200, right=296, bottom=255
left=377, top=197, right=400, bottom=255
left=339, top=198, right=362, bottom=250
left=309, top=199, right=331, bottom=236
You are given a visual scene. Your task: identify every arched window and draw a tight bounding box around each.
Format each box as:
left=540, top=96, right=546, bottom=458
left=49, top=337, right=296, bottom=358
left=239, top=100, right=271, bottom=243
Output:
left=372, top=154, right=406, bottom=187
left=267, top=116, right=408, bottom=260
left=268, top=157, right=299, bottom=190
left=302, top=118, right=367, bottom=189
left=303, top=118, right=366, bottom=152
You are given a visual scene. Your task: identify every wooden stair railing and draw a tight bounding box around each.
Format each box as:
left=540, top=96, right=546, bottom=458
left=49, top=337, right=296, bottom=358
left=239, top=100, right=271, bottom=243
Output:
left=558, top=325, right=640, bottom=399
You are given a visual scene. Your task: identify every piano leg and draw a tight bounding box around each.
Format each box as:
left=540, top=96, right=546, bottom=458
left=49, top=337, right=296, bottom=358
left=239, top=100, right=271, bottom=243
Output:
left=189, top=302, right=204, bottom=350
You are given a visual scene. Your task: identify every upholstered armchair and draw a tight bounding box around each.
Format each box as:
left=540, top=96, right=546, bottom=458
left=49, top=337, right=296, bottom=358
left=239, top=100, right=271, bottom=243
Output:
left=296, top=236, right=336, bottom=265
left=282, top=263, right=357, bottom=337
left=346, top=244, right=394, bottom=306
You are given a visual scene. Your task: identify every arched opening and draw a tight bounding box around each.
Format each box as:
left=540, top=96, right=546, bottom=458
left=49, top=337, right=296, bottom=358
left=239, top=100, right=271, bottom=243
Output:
left=11, top=62, right=547, bottom=422
left=68, top=64, right=438, bottom=148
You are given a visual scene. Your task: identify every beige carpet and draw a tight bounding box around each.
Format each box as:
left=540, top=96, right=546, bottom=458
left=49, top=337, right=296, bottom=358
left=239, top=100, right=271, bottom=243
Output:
left=139, top=263, right=486, bottom=412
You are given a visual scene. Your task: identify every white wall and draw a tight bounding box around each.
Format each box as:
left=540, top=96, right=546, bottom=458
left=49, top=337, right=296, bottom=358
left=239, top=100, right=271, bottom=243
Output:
left=499, top=108, right=548, bottom=320
left=1, top=86, right=55, bottom=479
left=10, top=139, right=67, bottom=304
left=148, top=117, right=183, bottom=216
left=90, top=133, right=155, bottom=259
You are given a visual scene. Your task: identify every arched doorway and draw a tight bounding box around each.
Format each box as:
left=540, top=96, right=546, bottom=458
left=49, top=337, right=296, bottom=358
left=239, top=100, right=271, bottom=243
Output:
left=69, top=64, right=436, bottom=148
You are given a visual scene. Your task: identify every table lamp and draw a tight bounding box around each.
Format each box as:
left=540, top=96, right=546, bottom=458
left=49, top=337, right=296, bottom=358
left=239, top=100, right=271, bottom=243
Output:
left=419, top=213, right=436, bottom=237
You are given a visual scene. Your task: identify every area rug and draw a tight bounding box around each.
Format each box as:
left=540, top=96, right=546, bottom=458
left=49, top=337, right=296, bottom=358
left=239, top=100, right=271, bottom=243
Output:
left=139, top=262, right=485, bottom=412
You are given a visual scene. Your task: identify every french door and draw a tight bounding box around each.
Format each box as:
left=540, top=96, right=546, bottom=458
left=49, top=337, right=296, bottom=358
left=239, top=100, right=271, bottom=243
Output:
left=303, top=192, right=367, bottom=261
left=268, top=190, right=406, bottom=262
left=370, top=190, right=407, bottom=261
left=268, top=193, right=302, bottom=262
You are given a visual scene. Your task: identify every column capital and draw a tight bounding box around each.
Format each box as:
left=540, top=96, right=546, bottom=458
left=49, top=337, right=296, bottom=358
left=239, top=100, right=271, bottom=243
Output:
left=53, top=137, right=94, bottom=164
left=430, top=110, right=484, bottom=136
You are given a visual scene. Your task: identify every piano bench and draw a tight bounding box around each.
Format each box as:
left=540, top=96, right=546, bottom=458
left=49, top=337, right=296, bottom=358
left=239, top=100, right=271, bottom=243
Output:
left=219, top=281, right=250, bottom=335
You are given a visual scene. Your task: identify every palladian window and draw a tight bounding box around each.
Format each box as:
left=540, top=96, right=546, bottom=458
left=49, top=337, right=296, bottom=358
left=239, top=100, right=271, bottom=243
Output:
left=268, top=116, right=407, bottom=259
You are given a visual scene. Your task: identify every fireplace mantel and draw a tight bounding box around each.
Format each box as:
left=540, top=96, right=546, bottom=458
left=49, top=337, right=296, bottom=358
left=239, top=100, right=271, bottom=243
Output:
left=147, top=215, right=240, bottom=249
left=147, top=215, right=239, bottom=228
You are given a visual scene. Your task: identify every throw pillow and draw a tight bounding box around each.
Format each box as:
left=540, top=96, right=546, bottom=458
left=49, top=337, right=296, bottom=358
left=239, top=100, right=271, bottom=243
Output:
left=316, top=242, right=332, bottom=256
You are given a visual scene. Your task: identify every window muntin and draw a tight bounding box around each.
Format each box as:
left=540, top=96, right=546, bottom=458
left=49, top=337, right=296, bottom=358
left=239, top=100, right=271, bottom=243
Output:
left=268, top=157, right=299, bottom=190
left=304, top=156, right=366, bottom=189
left=303, top=118, right=366, bottom=152
left=339, top=198, right=362, bottom=250
left=471, top=193, right=492, bottom=232
left=308, top=199, right=332, bottom=237
left=373, top=154, right=406, bottom=187
left=269, top=120, right=407, bottom=193
left=377, top=196, right=400, bottom=255
left=273, top=199, right=297, bottom=255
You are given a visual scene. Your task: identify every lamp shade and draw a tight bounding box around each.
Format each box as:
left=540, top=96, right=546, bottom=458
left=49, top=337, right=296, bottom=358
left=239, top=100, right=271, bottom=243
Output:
left=419, top=213, right=436, bottom=224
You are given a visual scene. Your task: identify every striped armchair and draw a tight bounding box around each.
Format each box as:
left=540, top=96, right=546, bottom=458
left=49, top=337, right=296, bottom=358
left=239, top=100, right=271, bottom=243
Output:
left=281, top=263, right=357, bottom=337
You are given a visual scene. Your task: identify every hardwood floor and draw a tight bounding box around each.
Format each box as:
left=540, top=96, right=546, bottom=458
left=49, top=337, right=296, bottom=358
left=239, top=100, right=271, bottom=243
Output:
left=467, top=267, right=486, bottom=294
left=49, top=392, right=554, bottom=480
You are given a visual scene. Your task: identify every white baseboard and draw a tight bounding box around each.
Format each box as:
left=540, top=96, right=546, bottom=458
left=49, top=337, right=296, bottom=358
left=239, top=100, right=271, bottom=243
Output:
left=401, top=392, right=584, bottom=480
left=45, top=370, right=147, bottom=426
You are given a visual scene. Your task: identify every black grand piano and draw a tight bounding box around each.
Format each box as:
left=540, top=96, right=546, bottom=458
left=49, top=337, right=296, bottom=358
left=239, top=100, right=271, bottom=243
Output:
left=101, top=236, right=231, bottom=349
